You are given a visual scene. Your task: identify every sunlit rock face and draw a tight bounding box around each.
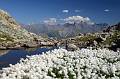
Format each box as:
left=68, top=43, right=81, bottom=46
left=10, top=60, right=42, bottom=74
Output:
left=0, top=9, right=21, bottom=29
left=0, top=48, right=120, bottom=79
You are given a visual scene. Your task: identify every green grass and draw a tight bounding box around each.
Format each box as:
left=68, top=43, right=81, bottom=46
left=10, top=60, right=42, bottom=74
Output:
left=48, top=67, right=65, bottom=79
left=103, top=31, right=120, bottom=45
left=75, top=35, right=97, bottom=42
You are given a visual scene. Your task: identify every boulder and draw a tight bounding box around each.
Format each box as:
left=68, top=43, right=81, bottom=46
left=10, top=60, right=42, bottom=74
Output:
left=67, top=44, right=79, bottom=51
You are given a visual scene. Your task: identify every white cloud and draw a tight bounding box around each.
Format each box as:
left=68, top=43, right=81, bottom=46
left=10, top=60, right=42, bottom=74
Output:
left=104, top=9, right=110, bottom=12
left=75, top=10, right=81, bottom=12
left=62, top=10, right=69, bottom=13
left=43, top=16, right=94, bottom=25
left=43, top=18, right=57, bottom=25
left=64, top=16, right=94, bottom=25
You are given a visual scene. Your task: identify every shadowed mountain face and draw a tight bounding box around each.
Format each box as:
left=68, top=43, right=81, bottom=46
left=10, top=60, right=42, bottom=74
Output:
left=22, top=22, right=108, bottom=38
left=104, top=22, right=120, bottom=32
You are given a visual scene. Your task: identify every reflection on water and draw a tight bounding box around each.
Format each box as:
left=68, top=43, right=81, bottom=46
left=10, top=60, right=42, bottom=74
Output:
left=24, top=48, right=38, bottom=53
left=0, top=50, right=10, bottom=56
left=0, top=47, right=56, bottom=69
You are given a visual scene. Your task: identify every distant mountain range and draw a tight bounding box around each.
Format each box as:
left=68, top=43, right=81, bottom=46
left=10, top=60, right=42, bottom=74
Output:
left=22, top=21, right=108, bottom=38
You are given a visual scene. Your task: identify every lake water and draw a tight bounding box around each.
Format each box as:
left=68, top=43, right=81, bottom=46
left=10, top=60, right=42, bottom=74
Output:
left=0, top=47, right=56, bottom=69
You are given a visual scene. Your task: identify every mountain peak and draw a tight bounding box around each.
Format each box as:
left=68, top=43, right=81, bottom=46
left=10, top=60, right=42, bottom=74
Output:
left=0, top=9, right=21, bottom=29
left=0, top=9, right=9, bottom=16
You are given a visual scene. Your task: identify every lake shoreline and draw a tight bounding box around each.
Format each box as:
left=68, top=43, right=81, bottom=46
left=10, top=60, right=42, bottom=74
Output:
left=0, top=46, right=56, bottom=69
left=0, top=42, right=56, bottom=50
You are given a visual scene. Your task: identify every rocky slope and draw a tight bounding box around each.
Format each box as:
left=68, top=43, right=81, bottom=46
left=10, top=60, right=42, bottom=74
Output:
left=0, top=9, right=52, bottom=49
left=104, top=22, right=120, bottom=32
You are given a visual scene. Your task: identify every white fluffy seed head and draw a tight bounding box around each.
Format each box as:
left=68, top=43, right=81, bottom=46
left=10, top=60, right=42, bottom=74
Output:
left=0, top=48, right=120, bottom=79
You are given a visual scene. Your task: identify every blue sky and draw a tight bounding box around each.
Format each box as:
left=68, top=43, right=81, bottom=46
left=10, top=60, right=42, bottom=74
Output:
left=0, top=0, right=120, bottom=24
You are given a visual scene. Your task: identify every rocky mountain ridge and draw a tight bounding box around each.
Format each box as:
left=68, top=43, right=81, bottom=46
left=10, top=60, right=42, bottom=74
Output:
left=0, top=9, right=21, bottom=29
left=22, top=21, right=108, bottom=38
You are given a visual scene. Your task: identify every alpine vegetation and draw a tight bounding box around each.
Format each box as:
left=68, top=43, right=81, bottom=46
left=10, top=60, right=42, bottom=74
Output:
left=0, top=48, right=120, bottom=79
